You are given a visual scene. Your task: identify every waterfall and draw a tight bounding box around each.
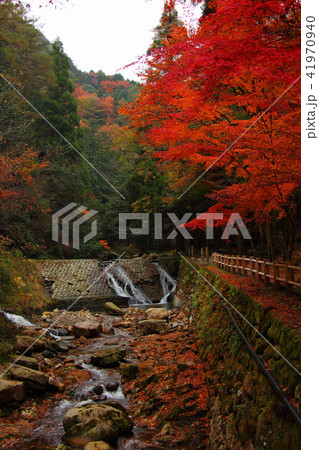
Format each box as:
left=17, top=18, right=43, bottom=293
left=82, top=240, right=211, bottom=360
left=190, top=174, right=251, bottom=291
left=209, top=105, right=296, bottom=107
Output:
left=1, top=311, right=34, bottom=327
left=154, top=263, right=177, bottom=303
left=103, top=265, right=152, bottom=305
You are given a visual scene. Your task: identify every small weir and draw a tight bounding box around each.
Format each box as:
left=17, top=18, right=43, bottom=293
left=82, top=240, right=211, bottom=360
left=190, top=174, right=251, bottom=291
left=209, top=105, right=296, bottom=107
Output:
left=103, top=261, right=177, bottom=306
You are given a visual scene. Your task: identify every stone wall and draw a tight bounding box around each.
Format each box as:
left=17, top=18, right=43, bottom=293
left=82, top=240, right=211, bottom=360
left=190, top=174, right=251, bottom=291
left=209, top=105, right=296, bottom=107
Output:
left=177, top=259, right=301, bottom=449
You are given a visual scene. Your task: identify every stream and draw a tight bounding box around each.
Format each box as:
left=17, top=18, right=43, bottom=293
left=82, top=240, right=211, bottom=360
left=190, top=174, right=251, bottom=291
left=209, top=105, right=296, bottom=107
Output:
left=13, top=316, right=158, bottom=449
left=1, top=262, right=177, bottom=449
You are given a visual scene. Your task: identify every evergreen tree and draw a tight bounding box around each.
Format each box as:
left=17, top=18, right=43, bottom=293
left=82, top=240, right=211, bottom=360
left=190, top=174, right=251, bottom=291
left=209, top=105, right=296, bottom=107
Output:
left=148, top=0, right=183, bottom=53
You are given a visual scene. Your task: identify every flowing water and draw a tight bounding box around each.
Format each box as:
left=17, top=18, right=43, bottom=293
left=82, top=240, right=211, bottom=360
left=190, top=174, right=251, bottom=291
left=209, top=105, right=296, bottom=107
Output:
left=11, top=319, right=158, bottom=449
left=103, top=265, right=152, bottom=305
left=154, top=263, right=177, bottom=304
left=2, top=262, right=177, bottom=448
left=103, top=262, right=176, bottom=306
left=0, top=311, right=34, bottom=327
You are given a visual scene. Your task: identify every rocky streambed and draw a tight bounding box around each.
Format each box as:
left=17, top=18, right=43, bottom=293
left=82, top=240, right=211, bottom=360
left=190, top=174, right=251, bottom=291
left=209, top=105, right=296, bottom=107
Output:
left=0, top=303, right=210, bottom=449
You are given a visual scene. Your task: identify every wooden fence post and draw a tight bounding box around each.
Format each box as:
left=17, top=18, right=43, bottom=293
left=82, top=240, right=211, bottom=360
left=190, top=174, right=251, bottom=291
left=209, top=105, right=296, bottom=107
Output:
left=285, top=263, right=292, bottom=293
left=273, top=262, right=279, bottom=287
left=264, top=259, right=270, bottom=286
left=242, top=256, right=246, bottom=276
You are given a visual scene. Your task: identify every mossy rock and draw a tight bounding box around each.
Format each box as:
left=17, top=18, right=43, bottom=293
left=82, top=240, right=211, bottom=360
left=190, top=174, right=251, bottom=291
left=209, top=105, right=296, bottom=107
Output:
left=121, top=363, right=139, bottom=383
left=104, top=302, right=125, bottom=316
left=62, top=418, right=118, bottom=447
left=90, top=348, right=126, bottom=368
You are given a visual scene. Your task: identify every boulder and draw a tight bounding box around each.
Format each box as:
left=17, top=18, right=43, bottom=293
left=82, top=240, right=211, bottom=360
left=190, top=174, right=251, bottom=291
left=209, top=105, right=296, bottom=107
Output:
left=84, top=442, right=114, bottom=450
left=13, top=355, right=39, bottom=371
left=62, top=418, right=118, bottom=447
left=104, top=302, right=125, bottom=316
left=146, top=307, right=169, bottom=321
left=120, top=363, right=139, bottom=383
left=73, top=322, right=102, bottom=339
left=104, top=382, right=119, bottom=392
left=9, top=364, right=52, bottom=392
left=13, top=335, right=45, bottom=354
left=63, top=404, right=134, bottom=436
left=138, top=319, right=167, bottom=335
left=90, top=348, right=126, bottom=368
left=93, top=385, right=104, bottom=395
left=0, top=379, right=25, bottom=403
left=103, top=402, right=127, bottom=414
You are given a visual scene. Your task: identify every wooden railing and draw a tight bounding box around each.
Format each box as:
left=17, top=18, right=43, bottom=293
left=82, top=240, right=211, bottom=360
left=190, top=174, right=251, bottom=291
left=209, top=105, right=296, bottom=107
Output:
left=211, top=253, right=301, bottom=291
left=186, top=246, right=301, bottom=291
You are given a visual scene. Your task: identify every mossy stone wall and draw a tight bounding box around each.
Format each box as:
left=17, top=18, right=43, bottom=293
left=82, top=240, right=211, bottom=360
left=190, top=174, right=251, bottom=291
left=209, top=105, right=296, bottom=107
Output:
left=178, top=259, right=300, bottom=449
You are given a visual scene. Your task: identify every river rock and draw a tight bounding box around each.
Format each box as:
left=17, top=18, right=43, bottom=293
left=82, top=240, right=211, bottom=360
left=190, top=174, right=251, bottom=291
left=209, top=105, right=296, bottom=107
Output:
left=73, top=322, right=102, bottom=339
left=84, top=442, right=114, bottom=450
left=90, top=348, right=126, bottom=367
left=62, top=418, right=118, bottom=447
left=13, top=335, right=45, bottom=354
left=146, top=307, right=169, bottom=320
left=9, top=365, right=52, bottom=392
left=104, top=302, right=125, bottom=316
left=120, top=363, right=139, bottom=383
left=104, top=382, right=119, bottom=392
left=103, top=402, right=127, bottom=414
left=13, top=355, right=39, bottom=371
left=0, top=379, right=25, bottom=403
left=93, top=385, right=104, bottom=395
left=138, top=319, right=167, bottom=335
left=63, top=404, right=134, bottom=435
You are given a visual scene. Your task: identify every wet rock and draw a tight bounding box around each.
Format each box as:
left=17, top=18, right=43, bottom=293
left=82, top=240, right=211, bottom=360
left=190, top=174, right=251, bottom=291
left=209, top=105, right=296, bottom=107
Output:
left=13, top=335, right=45, bottom=354
left=115, top=321, right=131, bottom=329
left=0, top=379, right=25, bottom=403
left=50, top=327, right=69, bottom=337
left=104, top=302, right=125, bottom=317
left=90, top=348, right=126, bottom=368
left=42, top=350, right=55, bottom=358
left=62, top=418, right=118, bottom=447
left=102, top=326, right=115, bottom=335
left=90, top=395, right=108, bottom=402
left=63, top=404, right=134, bottom=436
left=73, top=321, right=102, bottom=339
left=138, top=319, right=167, bottom=335
left=13, top=355, right=39, bottom=371
left=9, top=364, right=55, bottom=392
left=55, top=342, right=70, bottom=353
left=84, top=442, right=114, bottom=450
left=93, top=385, right=104, bottom=395
left=120, top=363, right=139, bottom=383
left=104, top=382, right=119, bottom=392
left=146, top=308, right=169, bottom=321
left=103, top=402, right=127, bottom=414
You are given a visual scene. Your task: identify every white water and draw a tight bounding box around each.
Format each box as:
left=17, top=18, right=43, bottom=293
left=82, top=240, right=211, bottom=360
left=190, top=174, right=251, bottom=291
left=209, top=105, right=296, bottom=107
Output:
left=104, top=263, right=177, bottom=305
left=103, top=265, right=152, bottom=305
left=154, top=263, right=177, bottom=303
left=0, top=311, right=34, bottom=327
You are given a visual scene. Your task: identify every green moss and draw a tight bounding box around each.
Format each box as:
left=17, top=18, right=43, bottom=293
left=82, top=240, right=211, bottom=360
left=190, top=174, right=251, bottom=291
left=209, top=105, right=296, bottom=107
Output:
left=178, top=259, right=300, bottom=449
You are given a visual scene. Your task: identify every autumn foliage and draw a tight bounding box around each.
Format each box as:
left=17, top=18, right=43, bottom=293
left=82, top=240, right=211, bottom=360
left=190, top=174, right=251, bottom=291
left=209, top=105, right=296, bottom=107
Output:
left=121, top=0, right=301, bottom=230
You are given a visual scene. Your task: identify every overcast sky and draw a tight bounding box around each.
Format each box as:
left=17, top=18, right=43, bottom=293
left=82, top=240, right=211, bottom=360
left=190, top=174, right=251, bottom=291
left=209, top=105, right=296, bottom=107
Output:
left=27, top=0, right=202, bottom=81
